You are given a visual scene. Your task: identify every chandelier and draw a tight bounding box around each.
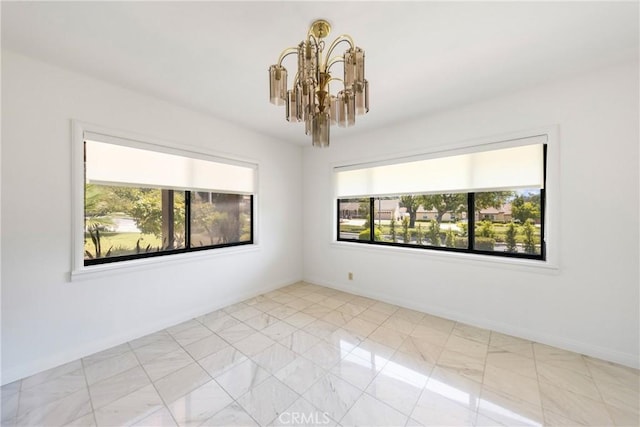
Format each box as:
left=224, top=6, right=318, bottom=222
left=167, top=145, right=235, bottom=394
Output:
left=269, top=19, right=368, bottom=147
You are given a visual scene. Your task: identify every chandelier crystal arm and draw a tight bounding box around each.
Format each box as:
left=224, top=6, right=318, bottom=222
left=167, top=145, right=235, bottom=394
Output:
left=326, top=57, right=344, bottom=73
left=307, top=34, right=319, bottom=47
left=323, top=35, right=355, bottom=69
left=277, top=47, right=299, bottom=66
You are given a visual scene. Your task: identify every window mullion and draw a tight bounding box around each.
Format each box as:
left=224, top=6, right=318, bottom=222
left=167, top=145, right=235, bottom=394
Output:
left=540, top=143, right=548, bottom=259
left=369, top=197, right=375, bottom=242
left=467, top=192, right=475, bottom=251
left=185, top=191, right=191, bottom=249
left=161, top=189, right=175, bottom=250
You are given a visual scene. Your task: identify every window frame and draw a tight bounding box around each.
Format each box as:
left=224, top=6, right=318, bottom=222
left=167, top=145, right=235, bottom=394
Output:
left=332, top=127, right=560, bottom=270
left=71, top=121, right=259, bottom=279
left=83, top=188, right=254, bottom=266
left=338, top=185, right=546, bottom=261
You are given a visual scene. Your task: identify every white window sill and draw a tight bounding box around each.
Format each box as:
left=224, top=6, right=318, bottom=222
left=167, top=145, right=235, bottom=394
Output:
left=71, top=244, right=260, bottom=282
left=331, top=240, right=559, bottom=274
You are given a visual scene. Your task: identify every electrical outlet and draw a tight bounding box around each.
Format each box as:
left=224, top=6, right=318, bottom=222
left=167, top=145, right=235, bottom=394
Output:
left=348, top=272, right=353, bottom=280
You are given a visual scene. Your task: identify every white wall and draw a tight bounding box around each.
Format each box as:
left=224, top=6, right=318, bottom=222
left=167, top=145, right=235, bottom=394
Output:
left=1, top=51, right=303, bottom=383
left=303, top=61, right=640, bottom=368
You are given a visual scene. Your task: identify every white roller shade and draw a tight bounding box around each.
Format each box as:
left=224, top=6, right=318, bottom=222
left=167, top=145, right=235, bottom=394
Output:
left=85, top=139, right=255, bottom=194
left=336, top=139, right=545, bottom=198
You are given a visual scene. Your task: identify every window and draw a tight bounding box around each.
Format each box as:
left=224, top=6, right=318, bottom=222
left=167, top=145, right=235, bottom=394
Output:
left=82, top=134, right=255, bottom=266
left=336, top=137, right=546, bottom=260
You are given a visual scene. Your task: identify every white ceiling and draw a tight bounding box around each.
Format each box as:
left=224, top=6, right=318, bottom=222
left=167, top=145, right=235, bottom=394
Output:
left=2, top=1, right=638, bottom=145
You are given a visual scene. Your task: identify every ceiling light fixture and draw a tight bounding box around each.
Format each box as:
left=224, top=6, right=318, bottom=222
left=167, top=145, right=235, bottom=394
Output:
left=269, top=19, right=368, bottom=147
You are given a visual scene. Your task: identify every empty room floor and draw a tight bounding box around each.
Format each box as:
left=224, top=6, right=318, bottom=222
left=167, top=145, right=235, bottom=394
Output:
left=2, top=282, right=638, bottom=426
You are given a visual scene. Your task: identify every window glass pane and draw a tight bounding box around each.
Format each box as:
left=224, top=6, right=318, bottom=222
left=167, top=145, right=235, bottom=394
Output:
left=373, top=197, right=400, bottom=243
left=337, top=189, right=543, bottom=259
left=171, top=191, right=186, bottom=249
left=474, top=189, right=542, bottom=254
left=338, top=198, right=369, bottom=241
left=415, top=193, right=468, bottom=248
left=190, top=193, right=252, bottom=248
left=84, top=184, right=185, bottom=261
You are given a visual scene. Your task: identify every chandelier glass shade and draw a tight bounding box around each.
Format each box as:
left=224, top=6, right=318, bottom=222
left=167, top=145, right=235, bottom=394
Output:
left=269, top=19, right=368, bottom=147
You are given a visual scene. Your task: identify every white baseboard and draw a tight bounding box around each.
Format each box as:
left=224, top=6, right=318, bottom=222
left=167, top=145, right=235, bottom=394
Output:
left=304, top=276, right=639, bottom=369
left=1, top=278, right=300, bottom=385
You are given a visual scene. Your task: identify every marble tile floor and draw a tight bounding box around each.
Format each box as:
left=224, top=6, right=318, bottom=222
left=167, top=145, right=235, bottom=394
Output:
left=2, top=282, right=638, bottom=426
